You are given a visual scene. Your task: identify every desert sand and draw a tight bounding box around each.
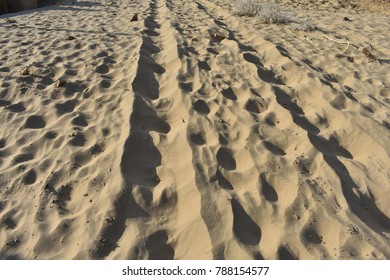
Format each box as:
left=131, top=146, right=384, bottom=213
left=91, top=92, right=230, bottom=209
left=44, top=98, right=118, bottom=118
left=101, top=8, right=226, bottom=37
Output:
left=0, top=0, right=389, bottom=260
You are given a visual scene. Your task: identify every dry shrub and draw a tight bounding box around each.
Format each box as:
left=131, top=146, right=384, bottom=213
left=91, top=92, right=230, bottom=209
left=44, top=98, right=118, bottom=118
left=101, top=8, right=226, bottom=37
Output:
left=234, top=0, right=262, bottom=17
left=290, top=20, right=318, bottom=32
left=234, top=0, right=294, bottom=24
left=256, top=1, right=294, bottom=24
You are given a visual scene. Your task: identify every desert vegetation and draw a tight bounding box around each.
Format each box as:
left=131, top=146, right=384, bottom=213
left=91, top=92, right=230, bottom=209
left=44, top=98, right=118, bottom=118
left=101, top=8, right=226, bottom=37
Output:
left=234, top=0, right=318, bottom=31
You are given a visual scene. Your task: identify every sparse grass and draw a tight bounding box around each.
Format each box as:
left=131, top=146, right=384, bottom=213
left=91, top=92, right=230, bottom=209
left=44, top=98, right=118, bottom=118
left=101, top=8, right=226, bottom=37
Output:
left=234, top=0, right=318, bottom=30
left=256, top=1, right=294, bottom=24
left=290, top=20, right=318, bottom=32
left=233, top=0, right=262, bottom=17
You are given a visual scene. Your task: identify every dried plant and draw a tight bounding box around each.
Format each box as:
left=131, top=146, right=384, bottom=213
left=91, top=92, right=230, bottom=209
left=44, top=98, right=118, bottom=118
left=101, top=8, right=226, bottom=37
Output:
left=256, top=1, right=294, bottom=24
left=234, top=0, right=262, bottom=17
left=234, top=0, right=294, bottom=25
left=290, top=20, right=318, bottom=32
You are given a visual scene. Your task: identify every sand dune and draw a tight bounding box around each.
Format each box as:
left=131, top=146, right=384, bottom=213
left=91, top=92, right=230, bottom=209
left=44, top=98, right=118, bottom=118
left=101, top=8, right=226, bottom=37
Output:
left=0, top=0, right=389, bottom=260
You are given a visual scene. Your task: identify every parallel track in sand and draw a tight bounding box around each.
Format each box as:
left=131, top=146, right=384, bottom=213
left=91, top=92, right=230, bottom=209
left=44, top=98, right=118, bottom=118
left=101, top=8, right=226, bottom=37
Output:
left=0, top=0, right=389, bottom=260
left=95, top=0, right=390, bottom=259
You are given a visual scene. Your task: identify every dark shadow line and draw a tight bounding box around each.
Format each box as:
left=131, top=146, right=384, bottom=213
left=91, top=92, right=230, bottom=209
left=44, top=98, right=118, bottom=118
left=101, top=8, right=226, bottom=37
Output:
left=273, top=84, right=390, bottom=233
left=93, top=0, right=169, bottom=259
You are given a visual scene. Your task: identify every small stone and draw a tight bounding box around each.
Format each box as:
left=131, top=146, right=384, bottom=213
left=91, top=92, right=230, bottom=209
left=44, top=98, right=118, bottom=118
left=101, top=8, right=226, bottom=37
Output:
left=213, top=33, right=226, bottom=42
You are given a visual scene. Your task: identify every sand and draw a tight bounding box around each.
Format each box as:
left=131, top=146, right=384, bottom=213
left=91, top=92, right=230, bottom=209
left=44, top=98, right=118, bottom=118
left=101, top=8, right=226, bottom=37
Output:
left=0, top=0, right=389, bottom=260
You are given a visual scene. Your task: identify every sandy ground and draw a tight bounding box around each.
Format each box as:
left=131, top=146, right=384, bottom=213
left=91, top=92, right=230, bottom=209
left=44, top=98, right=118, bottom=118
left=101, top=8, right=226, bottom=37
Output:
left=0, top=0, right=389, bottom=260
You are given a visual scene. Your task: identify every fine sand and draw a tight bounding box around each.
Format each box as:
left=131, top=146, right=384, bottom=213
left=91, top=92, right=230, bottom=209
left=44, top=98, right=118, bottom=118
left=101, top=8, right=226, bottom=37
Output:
left=0, top=0, right=389, bottom=260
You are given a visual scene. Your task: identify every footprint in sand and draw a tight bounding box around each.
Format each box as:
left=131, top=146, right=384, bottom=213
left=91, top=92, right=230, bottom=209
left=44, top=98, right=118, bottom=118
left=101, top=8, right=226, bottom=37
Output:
left=71, top=113, right=89, bottom=127
left=45, top=131, right=57, bottom=140
left=277, top=245, right=297, bottom=260
left=145, top=230, right=174, bottom=260
left=54, top=184, right=73, bottom=211
left=260, top=173, right=278, bottom=202
left=5, top=102, right=26, bottom=113
left=95, top=64, right=110, bottom=75
left=1, top=217, right=17, bottom=230
left=96, top=51, right=109, bottom=58
left=100, top=80, right=111, bottom=89
left=263, top=140, right=286, bottom=156
left=24, top=115, right=46, bottom=129
left=69, top=132, right=87, bottom=147
left=193, top=99, right=210, bottom=115
left=102, top=127, right=110, bottom=136
left=215, top=169, right=234, bottom=190
left=90, top=143, right=104, bottom=155
left=302, top=227, right=323, bottom=245
left=189, top=133, right=206, bottom=145
left=0, top=138, right=6, bottom=148
left=13, top=153, right=34, bottom=164
left=243, top=52, right=262, bottom=65
left=207, top=47, right=219, bottom=55
left=23, top=169, right=37, bottom=185
left=245, top=98, right=268, bottom=114
left=221, top=87, right=237, bottom=101
left=198, top=61, right=211, bottom=72
left=231, top=199, right=261, bottom=246
left=216, top=147, right=236, bottom=170
left=265, top=112, right=277, bottom=126
left=55, top=100, right=78, bottom=115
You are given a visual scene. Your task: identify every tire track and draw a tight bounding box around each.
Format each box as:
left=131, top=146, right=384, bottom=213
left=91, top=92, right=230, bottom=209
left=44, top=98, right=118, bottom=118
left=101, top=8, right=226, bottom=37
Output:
left=195, top=0, right=390, bottom=256
left=93, top=0, right=172, bottom=259
left=167, top=0, right=240, bottom=259
left=94, top=0, right=210, bottom=260
left=93, top=0, right=389, bottom=259
left=167, top=0, right=265, bottom=259
left=166, top=0, right=390, bottom=258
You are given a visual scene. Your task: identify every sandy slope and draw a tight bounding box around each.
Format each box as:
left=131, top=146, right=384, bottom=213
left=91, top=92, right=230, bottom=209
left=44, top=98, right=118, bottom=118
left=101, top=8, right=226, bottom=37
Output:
left=0, top=0, right=389, bottom=260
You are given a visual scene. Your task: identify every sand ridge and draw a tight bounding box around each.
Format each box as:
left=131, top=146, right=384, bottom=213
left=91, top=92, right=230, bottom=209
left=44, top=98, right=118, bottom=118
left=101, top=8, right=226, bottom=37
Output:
left=0, top=0, right=389, bottom=259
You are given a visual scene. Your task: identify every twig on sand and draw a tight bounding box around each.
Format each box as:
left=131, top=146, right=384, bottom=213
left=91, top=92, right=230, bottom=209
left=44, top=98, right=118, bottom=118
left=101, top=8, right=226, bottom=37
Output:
left=217, top=119, right=231, bottom=126
left=324, top=35, right=382, bottom=64
left=322, top=34, right=358, bottom=51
